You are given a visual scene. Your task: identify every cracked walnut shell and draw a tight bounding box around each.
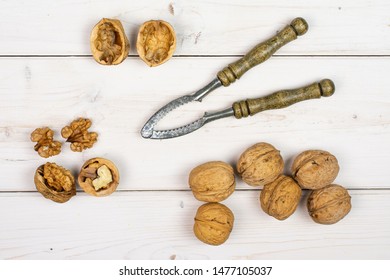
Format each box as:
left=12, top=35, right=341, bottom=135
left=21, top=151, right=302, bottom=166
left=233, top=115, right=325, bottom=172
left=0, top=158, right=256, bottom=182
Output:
left=189, top=161, right=235, bottom=202
left=78, top=157, right=119, bottom=197
left=260, top=175, right=302, bottom=220
left=34, top=162, right=76, bottom=203
left=61, top=118, right=98, bottom=152
left=307, top=184, right=351, bottom=224
left=30, top=127, right=61, bottom=158
left=237, top=142, right=284, bottom=186
left=137, top=20, right=176, bottom=67
left=292, top=150, right=339, bottom=190
left=193, top=202, right=234, bottom=246
left=90, top=18, right=130, bottom=65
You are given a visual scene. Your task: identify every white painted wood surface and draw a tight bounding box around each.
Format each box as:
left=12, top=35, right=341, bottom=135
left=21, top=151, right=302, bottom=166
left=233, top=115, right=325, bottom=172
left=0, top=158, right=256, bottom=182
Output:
left=0, top=0, right=389, bottom=259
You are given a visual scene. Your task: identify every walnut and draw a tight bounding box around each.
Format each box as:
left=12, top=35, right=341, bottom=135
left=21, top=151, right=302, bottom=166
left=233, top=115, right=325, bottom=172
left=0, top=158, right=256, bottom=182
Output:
left=237, top=142, right=284, bottom=186
left=78, top=157, right=119, bottom=197
left=136, top=20, right=176, bottom=67
left=90, top=18, right=130, bottom=65
left=260, top=175, right=302, bottom=220
left=30, top=127, right=62, bottom=158
left=189, top=161, right=235, bottom=202
left=193, top=202, right=234, bottom=246
left=61, top=118, right=98, bottom=152
left=34, top=162, right=76, bottom=203
left=292, top=150, right=339, bottom=190
left=307, top=184, right=352, bottom=224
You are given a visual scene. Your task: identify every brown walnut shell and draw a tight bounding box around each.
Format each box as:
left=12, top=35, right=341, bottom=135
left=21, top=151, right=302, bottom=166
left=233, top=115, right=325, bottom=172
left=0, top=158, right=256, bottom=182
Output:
left=307, top=184, right=351, bottom=225
left=237, top=142, right=284, bottom=186
left=260, top=175, right=302, bottom=220
left=90, top=18, right=130, bottom=65
left=136, top=20, right=176, bottom=67
left=193, top=202, right=234, bottom=246
left=189, top=161, right=235, bottom=202
left=292, top=150, right=339, bottom=190
left=34, top=163, right=76, bottom=203
left=78, top=157, right=119, bottom=197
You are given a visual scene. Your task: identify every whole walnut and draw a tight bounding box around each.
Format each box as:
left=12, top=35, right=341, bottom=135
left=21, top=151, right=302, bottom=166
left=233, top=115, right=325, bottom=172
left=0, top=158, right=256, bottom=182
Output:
left=260, top=175, right=302, bottom=220
left=292, top=150, right=339, bottom=189
left=307, top=184, right=351, bottom=224
left=189, top=161, right=235, bottom=202
left=193, top=202, right=234, bottom=246
left=237, top=142, right=284, bottom=186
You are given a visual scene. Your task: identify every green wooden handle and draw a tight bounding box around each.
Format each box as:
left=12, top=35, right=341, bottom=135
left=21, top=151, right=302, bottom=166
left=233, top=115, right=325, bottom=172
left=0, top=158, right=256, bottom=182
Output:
left=233, top=79, right=335, bottom=119
left=217, top=17, right=308, bottom=87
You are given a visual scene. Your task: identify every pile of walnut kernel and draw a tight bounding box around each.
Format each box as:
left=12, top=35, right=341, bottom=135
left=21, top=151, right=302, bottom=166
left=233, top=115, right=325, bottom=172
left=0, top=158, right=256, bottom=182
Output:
left=188, top=142, right=351, bottom=246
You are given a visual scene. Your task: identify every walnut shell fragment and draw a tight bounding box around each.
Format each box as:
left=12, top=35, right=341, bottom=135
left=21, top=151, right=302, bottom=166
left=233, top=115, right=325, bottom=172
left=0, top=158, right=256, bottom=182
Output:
left=90, top=18, right=130, bottom=65
left=30, top=127, right=62, bottom=158
left=78, top=157, right=119, bottom=197
left=136, top=20, right=176, bottom=67
left=34, top=162, right=76, bottom=203
left=61, top=118, right=98, bottom=152
left=189, top=161, right=235, bottom=202
left=307, top=184, right=352, bottom=224
left=237, top=142, right=284, bottom=186
left=260, top=175, right=302, bottom=220
left=292, top=150, right=339, bottom=190
left=193, top=202, right=234, bottom=246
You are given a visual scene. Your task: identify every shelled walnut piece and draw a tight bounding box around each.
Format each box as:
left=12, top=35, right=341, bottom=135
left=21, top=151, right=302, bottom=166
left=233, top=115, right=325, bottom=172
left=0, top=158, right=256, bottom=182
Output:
left=137, top=20, right=176, bottom=67
left=78, top=157, right=119, bottom=197
left=30, top=127, right=61, bottom=158
left=61, top=118, right=98, bottom=152
left=34, top=162, right=76, bottom=203
left=90, top=18, right=130, bottom=65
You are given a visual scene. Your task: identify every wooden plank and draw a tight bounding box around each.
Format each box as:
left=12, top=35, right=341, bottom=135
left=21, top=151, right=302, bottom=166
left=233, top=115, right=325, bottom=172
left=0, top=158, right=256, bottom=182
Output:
left=0, top=0, right=389, bottom=55
left=0, top=190, right=388, bottom=259
left=1, top=56, right=389, bottom=191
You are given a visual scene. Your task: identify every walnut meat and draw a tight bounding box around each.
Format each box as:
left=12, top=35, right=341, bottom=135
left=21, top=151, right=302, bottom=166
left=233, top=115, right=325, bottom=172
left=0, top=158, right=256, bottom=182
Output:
left=237, top=142, right=284, bottom=186
left=292, top=150, right=339, bottom=189
left=78, top=157, right=119, bottom=197
left=61, top=118, right=98, bottom=152
left=136, top=20, right=176, bottom=67
left=189, top=161, right=235, bottom=202
left=307, top=184, right=351, bottom=224
left=90, top=18, right=130, bottom=65
left=34, top=162, right=76, bottom=203
left=260, top=175, right=302, bottom=220
left=193, top=202, right=234, bottom=246
left=30, top=127, right=62, bottom=158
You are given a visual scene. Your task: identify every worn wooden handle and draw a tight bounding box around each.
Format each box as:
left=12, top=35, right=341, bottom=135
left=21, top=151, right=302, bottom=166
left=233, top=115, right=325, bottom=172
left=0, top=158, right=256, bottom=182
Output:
left=233, top=79, right=335, bottom=119
left=217, top=17, right=308, bottom=87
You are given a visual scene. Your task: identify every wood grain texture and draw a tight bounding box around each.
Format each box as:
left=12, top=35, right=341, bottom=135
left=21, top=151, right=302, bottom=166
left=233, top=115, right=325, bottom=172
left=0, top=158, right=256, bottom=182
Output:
left=0, top=0, right=389, bottom=55
left=0, top=190, right=388, bottom=260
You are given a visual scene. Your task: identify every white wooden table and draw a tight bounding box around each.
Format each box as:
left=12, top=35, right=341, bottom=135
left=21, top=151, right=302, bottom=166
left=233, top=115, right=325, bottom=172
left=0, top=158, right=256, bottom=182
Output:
left=1, top=0, right=389, bottom=260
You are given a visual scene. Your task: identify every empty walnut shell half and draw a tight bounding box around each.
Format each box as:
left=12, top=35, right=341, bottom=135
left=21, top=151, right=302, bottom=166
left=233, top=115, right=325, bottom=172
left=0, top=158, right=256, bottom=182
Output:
left=193, top=202, right=234, bottom=246
left=292, top=150, right=339, bottom=190
left=90, top=18, right=130, bottom=65
left=307, top=184, right=351, bottom=225
left=78, top=157, right=119, bottom=197
left=34, top=162, right=76, bottom=203
left=189, top=161, right=235, bottom=202
left=260, top=175, right=302, bottom=220
left=136, top=20, right=176, bottom=67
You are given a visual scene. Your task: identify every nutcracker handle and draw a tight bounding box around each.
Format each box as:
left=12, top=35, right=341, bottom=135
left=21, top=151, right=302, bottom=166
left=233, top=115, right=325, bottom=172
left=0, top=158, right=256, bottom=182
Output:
left=232, top=79, right=335, bottom=119
left=217, top=17, right=308, bottom=87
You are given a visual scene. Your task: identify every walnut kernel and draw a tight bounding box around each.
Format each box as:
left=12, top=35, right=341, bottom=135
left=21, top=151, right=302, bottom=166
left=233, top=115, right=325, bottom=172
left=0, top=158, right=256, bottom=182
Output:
left=30, top=127, right=61, bottom=158
left=34, top=162, right=76, bottom=203
left=193, top=202, right=234, bottom=246
left=260, top=175, right=302, bottom=220
left=237, top=142, right=284, bottom=186
left=61, top=118, right=98, bottom=152
left=189, top=161, right=235, bottom=202
left=90, top=18, right=130, bottom=65
left=292, top=150, right=339, bottom=189
left=137, top=20, right=176, bottom=67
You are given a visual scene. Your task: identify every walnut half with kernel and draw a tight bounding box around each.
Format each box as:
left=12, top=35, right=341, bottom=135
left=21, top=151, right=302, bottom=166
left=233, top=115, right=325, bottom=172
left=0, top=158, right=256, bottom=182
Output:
left=78, top=157, right=119, bottom=197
